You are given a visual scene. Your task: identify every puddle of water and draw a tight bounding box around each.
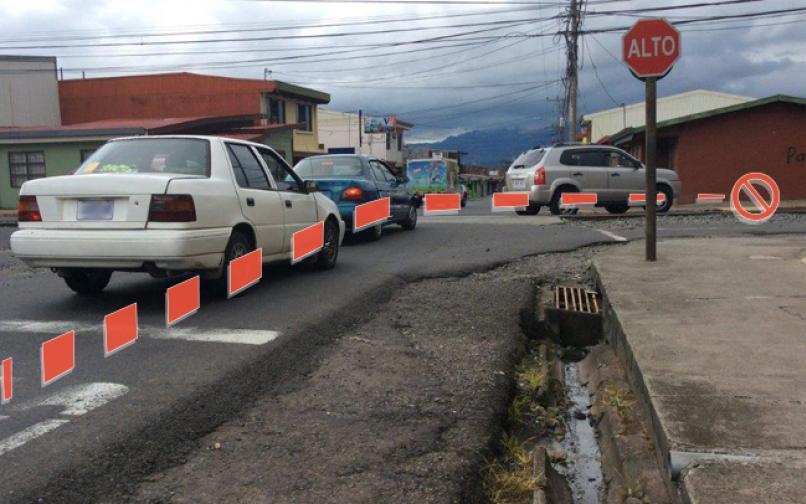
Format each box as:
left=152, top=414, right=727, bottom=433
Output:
left=559, top=362, right=604, bottom=504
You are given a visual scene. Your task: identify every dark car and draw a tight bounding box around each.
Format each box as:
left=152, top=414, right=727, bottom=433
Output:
left=293, top=155, right=419, bottom=240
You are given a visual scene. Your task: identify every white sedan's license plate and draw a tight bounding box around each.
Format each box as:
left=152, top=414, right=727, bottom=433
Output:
left=513, top=179, right=526, bottom=189
left=77, top=200, right=114, bottom=221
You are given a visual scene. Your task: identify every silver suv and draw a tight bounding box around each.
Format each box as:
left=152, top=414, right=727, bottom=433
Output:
left=504, top=144, right=682, bottom=215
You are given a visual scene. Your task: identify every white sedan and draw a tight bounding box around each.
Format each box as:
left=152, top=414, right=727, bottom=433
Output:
left=11, top=135, right=345, bottom=294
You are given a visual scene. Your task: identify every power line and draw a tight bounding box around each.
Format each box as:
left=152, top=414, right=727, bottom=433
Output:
left=0, top=5, right=551, bottom=45
left=0, top=16, right=552, bottom=50
left=583, top=36, right=619, bottom=107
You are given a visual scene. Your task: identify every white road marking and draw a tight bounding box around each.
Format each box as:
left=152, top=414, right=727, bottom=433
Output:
left=595, top=229, right=628, bottom=242
left=0, top=416, right=8, bottom=422
left=19, top=383, right=129, bottom=416
left=0, top=320, right=94, bottom=334
left=0, top=419, right=70, bottom=457
left=0, top=321, right=280, bottom=345
left=146, top=327, right=280, bottom=345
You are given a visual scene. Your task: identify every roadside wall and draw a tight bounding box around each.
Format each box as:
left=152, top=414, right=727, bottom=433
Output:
left=675, top=102, right=806, bottom=203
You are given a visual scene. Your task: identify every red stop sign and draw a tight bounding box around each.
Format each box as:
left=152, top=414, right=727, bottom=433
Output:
left=623, top=18, right=680, bottom=78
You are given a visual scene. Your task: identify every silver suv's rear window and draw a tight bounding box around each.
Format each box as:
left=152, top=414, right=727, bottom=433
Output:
left=511, top=149, right=544, bottom=169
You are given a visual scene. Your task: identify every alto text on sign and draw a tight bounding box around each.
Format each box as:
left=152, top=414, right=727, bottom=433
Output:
left=622, top=18, right=681, bottom=78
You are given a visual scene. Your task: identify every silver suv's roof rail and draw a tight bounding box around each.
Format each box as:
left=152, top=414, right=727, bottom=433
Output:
left=551, top=142, right=587, bottom=147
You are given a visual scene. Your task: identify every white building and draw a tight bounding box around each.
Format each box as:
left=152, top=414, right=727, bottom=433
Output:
left=318, top=110, right=413, bottom=167
left=0, top=56, right=61, bottom=126
left=583, top=89, right=752, bottom=143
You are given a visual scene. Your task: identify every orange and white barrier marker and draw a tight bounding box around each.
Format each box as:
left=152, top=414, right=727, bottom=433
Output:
left=628, top=192, right=666, bottom=206
left=561, top=192, right=597, bottom=208
left=491, top=192, right=530, bottom=212
left=229, top=248, right=263, bottom=297
left=165, top=275, right=200, bottom=327
left=41, top=331, right=75, bottom=387
left=696, top=193, right=725, bottom=204
left=292, top=221, right=325, bottom=264
left=730, top=172, right=779, bottom=225
left=354, top=197, right=390, bottom=232
left=1, top=358, right=11, bottom=404
left=423, top=193, right=461, bottom=216
left=104, top=303, right=138, bottom=357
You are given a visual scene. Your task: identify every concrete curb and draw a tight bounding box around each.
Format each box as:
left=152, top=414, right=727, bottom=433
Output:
left=590, top=260, right=680, bottom=501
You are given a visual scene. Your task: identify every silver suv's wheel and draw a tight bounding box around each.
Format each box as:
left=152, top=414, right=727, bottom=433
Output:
left=549, top=188, right=579, bottom=216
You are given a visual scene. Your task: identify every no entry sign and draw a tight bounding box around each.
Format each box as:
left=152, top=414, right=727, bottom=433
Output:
left=730, top=172, right=780, bottom=224
left=623, top=18, right=680, bottom=79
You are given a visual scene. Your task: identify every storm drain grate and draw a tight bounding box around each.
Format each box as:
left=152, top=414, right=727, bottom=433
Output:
left=555, top=286, right=600, bottom=314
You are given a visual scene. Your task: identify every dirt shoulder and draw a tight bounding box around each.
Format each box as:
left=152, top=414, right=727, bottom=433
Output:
left=116, top=251, right=591, bottom=503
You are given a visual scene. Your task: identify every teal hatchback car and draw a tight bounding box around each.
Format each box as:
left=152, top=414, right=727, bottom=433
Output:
left=293, top=155, right=419, bottom=240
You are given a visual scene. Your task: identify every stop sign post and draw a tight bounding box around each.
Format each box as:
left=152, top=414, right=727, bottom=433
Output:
left=623, top=18, right=680, bottom=261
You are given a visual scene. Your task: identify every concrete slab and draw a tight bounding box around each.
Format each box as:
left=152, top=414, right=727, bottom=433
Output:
left=593, top=236, right=806, bottom=501
left=681, top=460, right=806, bottom=504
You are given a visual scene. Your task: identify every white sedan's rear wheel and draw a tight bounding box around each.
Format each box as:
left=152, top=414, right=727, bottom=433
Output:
left=216, top=230, right=254, bottom=296
left=64, top=269, right=112, bottom=295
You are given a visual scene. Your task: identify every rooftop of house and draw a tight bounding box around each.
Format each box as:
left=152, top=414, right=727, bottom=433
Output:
left=0, top=114, right=291, bottom=140
left=603, top=94, right=806, bottom=145
left=59, top=72, right=331, bottom=104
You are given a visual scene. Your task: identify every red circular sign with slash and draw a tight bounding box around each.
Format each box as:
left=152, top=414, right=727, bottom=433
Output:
left=730, top=172, right=780, bottom=224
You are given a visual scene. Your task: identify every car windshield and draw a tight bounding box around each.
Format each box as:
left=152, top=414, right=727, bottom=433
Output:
left=511, top=149, right=545, bottom=169
left=294, top=157, right=364, bottom=178
left=74, top=138, right=210, bottom=176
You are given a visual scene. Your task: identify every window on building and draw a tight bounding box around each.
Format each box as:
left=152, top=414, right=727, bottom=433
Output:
left=267, top=97, right=286, bottom=124
left=9, top=151, right=46, bottom=188
left=297, top=104, right=313, bottom=131
left=397, top=130, right=403, bottom=151
left=80, top=149, right=96, bottom=162
left=226, top=144, right=270, bottom=190
left=385, top=131, right=391, bottom=150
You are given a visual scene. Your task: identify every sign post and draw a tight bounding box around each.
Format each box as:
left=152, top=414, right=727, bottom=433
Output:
left=623, top=18, right=680, bottom=261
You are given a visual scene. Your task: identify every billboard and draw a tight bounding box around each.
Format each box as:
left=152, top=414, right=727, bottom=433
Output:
left=363, top=116, right=398, bottom=134
left=406, top=159, right=459, bottom=193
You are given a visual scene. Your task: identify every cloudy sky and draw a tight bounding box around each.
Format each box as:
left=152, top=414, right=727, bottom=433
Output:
left=1, top=0, right=805, bottom=141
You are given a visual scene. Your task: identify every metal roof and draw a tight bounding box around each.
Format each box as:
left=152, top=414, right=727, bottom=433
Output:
left=606, top=95, right=806, bottom=145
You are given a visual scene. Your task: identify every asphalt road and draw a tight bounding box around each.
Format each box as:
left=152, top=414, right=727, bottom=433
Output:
left=0, top=197, right=804, bottom=501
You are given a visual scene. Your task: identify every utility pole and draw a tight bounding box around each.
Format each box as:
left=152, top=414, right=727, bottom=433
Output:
left=564, top=0, right=582, bottom=143
left=546, top=96, right=565, bottom=143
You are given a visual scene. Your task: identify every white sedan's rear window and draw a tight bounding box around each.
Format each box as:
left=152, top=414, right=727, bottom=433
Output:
left=75, top=138, right=210, bottom=176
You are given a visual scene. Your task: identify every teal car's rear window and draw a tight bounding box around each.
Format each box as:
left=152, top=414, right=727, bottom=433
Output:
left=294, top=157, right=364, bottom=178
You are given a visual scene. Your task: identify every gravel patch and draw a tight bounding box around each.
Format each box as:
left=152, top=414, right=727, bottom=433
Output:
left=116, top=250, right=595, bottom=504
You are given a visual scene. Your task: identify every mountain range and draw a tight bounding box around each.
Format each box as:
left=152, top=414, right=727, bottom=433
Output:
left=406, top=127, right=556, bottom=167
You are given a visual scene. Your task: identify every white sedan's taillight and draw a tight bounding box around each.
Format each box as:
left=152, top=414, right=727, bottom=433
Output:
left=148, top=195, right=196, bottom=222
left=18, top=195, right=41, bottom=222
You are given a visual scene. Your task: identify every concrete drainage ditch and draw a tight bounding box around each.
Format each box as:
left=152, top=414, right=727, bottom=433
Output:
left=485, top=281, right=673, bottom=504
